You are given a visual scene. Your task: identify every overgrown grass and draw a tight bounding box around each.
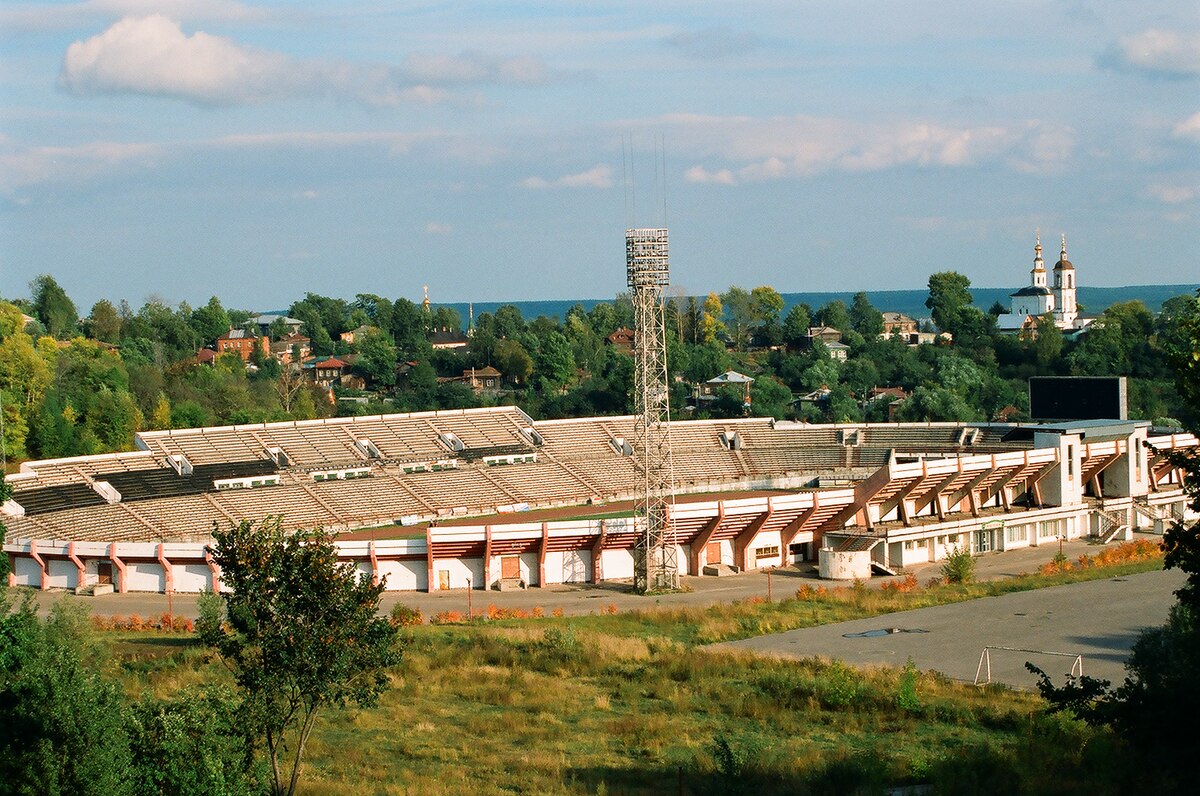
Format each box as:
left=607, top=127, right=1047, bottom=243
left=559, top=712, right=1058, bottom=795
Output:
left=96, top=550, right=1166, bottom=794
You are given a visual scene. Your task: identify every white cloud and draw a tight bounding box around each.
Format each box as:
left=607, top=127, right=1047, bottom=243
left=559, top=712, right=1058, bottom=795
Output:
left=0, top=140, right=161, bottom=193
left=0, top=0, right=266, bottom=31
left=655, top=114, right=1073, bottom=185
left=58, top=15, right=559, bottom=107
left=424, top=221, right=453, bottom=235
left=1103, top=28, right=1200, bottom=78
left=520, top=164, right=613, bottom=189
left=683, top=166, right=736, bottom=185
left=663, top=27, right=760, bottom=60
left=1145, top=184, right=1196, bottom=204
left=1172, top=112, right=1200, bottom=142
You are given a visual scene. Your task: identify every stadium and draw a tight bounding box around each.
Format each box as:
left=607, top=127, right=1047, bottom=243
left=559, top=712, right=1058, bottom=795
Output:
left=3, top=406, right=1196, bottom=594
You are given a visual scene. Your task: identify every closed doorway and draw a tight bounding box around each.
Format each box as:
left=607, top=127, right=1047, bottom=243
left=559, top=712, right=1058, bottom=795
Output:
left=705, top=542, right=721, bottom=566
left=501, top=555, right=520, bottom=580
left=97, top=562, right=113, bottom=585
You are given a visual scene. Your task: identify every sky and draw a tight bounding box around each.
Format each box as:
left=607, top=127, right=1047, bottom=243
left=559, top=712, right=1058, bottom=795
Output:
left=0, top=1, right=1197, bottom=312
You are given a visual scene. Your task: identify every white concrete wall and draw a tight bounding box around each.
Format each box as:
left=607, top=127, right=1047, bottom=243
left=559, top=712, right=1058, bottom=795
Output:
left=124, top=562, right=166, bottom=593
left=176, top=563, right=212, bottom=592
left=376, top=560, right=423, bottom=591
left=819, top=549, right=871, bottom=580
left=601, top=548, right=635, bottom=580
left=46, top=559, right=78, bottom=590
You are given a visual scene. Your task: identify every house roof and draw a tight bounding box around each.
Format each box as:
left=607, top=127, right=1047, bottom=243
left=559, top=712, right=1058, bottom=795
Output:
left=314, top=357, right=347, bottom=368
left=249, top=314, right=302, bottom=326
left=881, top=312, right=915, bottom=323
left=196, top=348, right=217, bottom=363
left=1010, top=285, right=1052, bottom=297
left=466, top=366, right=502, bottom=377
left=218, top=328, right=257, bottom=340
left=429, top=329, right=470, bottom=345
left=706, top=370, right=754, bottom=384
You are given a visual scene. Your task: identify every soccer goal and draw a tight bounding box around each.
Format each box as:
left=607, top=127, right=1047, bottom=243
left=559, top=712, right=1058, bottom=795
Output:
left=974, top=645, right=1084, bottom=686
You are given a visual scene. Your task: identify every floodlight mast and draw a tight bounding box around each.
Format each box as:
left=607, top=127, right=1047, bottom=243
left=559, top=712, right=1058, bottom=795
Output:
left=626, top=228, right=679, bottom=592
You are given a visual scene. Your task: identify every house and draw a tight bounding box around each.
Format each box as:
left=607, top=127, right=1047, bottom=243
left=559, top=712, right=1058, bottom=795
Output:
left=462, top=366, right=503, bottom=392
left=247, top=314, right=303, bottom=337
left=270, top=332, right=311, bottom=364
left=195, top=348, right=217, bottom=366
left=700, top=371, right=755, bottom=407
left=216, top=328, right=269, bottom=362
left=340, top=324, right=375, bottom=346
left=825, top=340, right=850, bottom=362
left=806, top=326, right=843, bottom=344
left=881, top=312, right=918, bottom=338
left=311, top=357, right=348, bottom=387
left=429, top=328, right=470, bottom=351
left=605, top=327, right=635, bottom=354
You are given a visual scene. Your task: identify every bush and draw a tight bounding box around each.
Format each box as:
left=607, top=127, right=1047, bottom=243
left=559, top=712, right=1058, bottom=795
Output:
left=389, top=604, right=424, bottom=627
left=896, top=657, right=921, bottom=713
left=941, top=546, right=976, bottom=584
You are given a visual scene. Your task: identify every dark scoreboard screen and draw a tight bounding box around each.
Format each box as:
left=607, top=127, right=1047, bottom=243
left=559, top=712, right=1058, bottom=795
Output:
left=1029, top=376, right=1127, bottom=421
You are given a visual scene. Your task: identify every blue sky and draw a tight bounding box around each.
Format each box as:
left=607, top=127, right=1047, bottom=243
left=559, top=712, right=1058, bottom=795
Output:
left=1, top=1, right=1197, bottom=311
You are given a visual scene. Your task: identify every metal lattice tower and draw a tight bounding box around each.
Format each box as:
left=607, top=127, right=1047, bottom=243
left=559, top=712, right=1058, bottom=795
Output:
left=626, top=228, right=679, bottom=592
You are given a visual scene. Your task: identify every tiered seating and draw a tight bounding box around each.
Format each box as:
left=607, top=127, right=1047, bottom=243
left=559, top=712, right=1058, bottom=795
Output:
left=401, top=469, right=512, bottom=512
left=673, top=452, right=743, bottom=483
left=742, top=448, right=847, bottom=474
left=130, top=495, right=226, bottom=541
left=10, top=483, right=106, bottom=515
left=213, top=486, right=339, bottom=531
left=314, top=476, right=427, bottom=524
left=29, top=503, right=154, bottom=542
left=536, top=418, right=626, bottom=461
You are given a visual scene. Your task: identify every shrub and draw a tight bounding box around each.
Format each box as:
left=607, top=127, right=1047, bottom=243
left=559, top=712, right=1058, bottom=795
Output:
left=710, top=732, right=765, bottom=780
left=431, top=610, right=464, bottom=625
left=389, top=604, right=424, bottom=627
left=941, top=546, right=976, bottom=584
left=896, top=657, right=921, bottom=713
left=817, top=661, right=863, bottom=709
left=540, top=627, right=580, bottom=654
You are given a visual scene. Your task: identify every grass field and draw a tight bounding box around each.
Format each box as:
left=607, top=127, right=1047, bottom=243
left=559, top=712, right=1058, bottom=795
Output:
left=99, top=547, right=1165, bottom=795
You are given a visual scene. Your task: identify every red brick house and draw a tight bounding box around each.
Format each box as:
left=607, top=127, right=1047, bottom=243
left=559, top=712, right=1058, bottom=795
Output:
left=216, top=328, right=268, bottom=362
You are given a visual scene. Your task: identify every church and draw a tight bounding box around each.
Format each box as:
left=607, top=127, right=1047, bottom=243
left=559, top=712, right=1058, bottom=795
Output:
left=996, top=234, right=1092, bottom=333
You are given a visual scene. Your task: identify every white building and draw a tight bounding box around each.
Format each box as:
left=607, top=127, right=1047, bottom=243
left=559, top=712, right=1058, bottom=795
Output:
left=997, top=234, right=1091, bottom=333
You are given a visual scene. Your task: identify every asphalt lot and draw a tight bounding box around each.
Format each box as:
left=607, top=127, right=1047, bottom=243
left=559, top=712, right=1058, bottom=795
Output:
left=715, top=567, right=1185, bottom=688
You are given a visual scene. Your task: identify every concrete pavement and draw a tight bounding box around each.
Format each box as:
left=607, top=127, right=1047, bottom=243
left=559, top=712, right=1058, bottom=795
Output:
left=714, top=568, right=1186, bottom=688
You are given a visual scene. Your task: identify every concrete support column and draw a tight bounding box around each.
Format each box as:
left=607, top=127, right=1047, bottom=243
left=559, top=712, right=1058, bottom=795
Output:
left=109, top=542, right=127, bottom=594
left=157, top=543, right=173, bottom=594
left=68, top=541, right=85, bottom=589
left=30, top=540, right=48, bottom=591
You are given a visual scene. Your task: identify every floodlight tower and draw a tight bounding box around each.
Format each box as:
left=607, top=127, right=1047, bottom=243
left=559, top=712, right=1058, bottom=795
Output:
left=626, top=228, right=679, bottom=592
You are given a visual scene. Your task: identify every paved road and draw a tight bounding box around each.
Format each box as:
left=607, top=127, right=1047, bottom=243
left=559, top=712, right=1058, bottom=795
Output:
left=714, top=568, right=1186, bottom=688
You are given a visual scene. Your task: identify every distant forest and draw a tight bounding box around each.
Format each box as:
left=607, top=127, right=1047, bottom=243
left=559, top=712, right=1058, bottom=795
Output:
left=2, top=273, right=1198, bottom=466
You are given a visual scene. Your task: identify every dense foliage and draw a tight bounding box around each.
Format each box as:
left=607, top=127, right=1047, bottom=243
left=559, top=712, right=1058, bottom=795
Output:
left=1, top=275, right=1194, bottom=467
left=199, top=518, right=401, bottom=796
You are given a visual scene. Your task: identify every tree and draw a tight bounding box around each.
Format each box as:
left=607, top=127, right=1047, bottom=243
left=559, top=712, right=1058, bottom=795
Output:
left=849, top=292, right=884, bottom=338
left=198, top=519, right=400, bottom=796
left=782, top=304, right=812, bottom=348
left=0, top=600, right=135, bottom=796
left=355, top=328, right=398, bottom=387
left=86, top=300, right=122, bottom=343
left=815, top=300, right=850, bottom=332
left=29, top=275, right=78, bottom=339
left=925, top=271, right=973, bottom=333
left=190, top=297, right=231, bottom=346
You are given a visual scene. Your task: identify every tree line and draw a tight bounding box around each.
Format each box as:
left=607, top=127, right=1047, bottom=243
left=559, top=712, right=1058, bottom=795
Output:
left=2, top=274, right=1197, bottom=466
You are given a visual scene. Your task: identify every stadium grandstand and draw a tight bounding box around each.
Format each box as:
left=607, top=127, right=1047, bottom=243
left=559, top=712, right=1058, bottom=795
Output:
left=3, top=406, right=1196, bottom=593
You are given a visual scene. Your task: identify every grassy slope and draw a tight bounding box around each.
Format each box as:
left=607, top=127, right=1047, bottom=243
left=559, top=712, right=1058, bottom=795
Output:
left=110, top=556, right=1163, bottom=795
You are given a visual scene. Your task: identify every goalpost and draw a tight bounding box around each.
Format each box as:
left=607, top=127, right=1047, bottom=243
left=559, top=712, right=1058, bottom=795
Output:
left=974, top=645, right=1084, bottom=686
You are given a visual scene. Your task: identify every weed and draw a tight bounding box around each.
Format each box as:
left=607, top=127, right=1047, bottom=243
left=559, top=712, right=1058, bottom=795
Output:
left=941, top=546, right=976, bottom=584
left=389, top=603, right=424, bottom=627
left=896, top=657, right=921, bottom=713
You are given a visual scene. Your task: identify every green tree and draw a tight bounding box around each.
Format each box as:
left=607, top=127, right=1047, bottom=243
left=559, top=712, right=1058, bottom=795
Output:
left=815, top=300, right=850, bottom=332
left=86, top=300, right=122, bottom=343
left=356, top=328, right=398, bottom=387
left=198, top=519, right=400, bottom=796
left=494, top=338, right=533, bottom=385
left=849, top=292, right=884, bottom=338
left=29, top=275, right=78, bottom=339
left=0, top=600, right=134, bottom=796
left=782, top=303, right=812, bottom=348
left=190, top=297, right=232, bottom=346
left=925, top=271, right=974, bottom=334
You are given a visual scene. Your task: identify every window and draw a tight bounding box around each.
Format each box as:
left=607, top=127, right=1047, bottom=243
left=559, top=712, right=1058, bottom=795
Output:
left=1005, top=525, right=1026, bottom=544
left=1067, top=445, right=1074, bottom=477
left=754, top=545, right=779, bottom=561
